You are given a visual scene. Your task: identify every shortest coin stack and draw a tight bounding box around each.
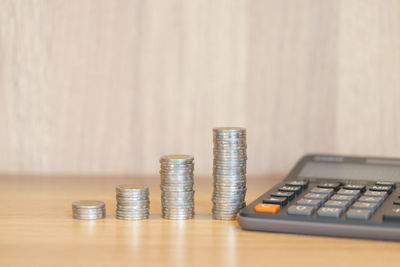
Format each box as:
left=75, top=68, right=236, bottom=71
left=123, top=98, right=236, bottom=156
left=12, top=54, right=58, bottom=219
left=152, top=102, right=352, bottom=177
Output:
left=72, top=200, right=106, bottom=220
left=116, top=185, right=150, bottom=220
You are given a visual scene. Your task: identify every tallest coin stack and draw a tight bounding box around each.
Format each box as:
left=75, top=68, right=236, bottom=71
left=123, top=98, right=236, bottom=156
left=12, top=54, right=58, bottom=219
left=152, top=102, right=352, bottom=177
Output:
left=212, top=127, right=247, bottom=220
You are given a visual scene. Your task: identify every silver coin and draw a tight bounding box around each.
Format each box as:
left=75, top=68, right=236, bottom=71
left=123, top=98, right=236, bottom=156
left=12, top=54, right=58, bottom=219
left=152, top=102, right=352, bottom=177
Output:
left=73, top=214, right=105, bottom=220
left=72, top=200, right=105, bottom=209
left=116, top=215, right=149, bottom=220
left=73, top=210, right=105, bottom=215
left=160, top=154, right=194, bottom=162
left=116, top=198, right=149, bottom=203
left=117, top=184, right=149, bottom=191
left=73, top=209, right=105, bottom=215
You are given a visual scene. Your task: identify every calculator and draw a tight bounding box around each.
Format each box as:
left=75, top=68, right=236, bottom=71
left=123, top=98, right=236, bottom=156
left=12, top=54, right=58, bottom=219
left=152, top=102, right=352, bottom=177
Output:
left=238, top=154, right=400, bottom=241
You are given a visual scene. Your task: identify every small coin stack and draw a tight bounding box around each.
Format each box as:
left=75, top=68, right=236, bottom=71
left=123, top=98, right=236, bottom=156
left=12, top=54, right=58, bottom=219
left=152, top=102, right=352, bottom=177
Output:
left=160, top=155, right=195, bottom=220
left=212, top=127, right=247, bottom=220
left=116, top=185, right=150, bottom=220
left=72, top=200, right=106, bottom=220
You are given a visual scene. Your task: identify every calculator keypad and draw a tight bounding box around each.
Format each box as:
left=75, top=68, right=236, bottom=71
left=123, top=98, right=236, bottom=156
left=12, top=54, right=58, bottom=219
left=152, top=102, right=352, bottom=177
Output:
left=255, top=180, right=400, bottom=223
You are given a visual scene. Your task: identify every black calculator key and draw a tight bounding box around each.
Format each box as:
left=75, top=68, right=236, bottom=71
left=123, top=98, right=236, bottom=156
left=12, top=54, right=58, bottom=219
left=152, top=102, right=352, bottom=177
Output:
left=317, top=207, right=343, bottom=218
left=359, top=196, right=383, bottom=206
left=263, top=197, right=288, bottom=206
left=285, top=180, right=309, bottom=190
left=287, top=205, right=314, bottom=216
left=370, top=185, right=392, bottom=194
left=318, top=183, right=341, bottom=191
left=297, top=198, right=322, bottom=208
left=310, top=187, right=334, bottom=197
left=337, top=189, right=360, bottom=197
left=271, top=191, right=295, bottom=200
left=364, top=190, right=387, bottom=199
left=352, top=201, right=377, bottom=211
left=347, top=209, right=372, bottom=220
left=331, top=194, right=355, bottom=203
left=279, top=186, right=302, bottom=195
left=304, top=193, right=328, bottom=201
left=376, top=181, right=396, bottom=189
left=383, top=207, right=400, bottom=222
left=343, top=184, right=366, bottom=192
left=324, top=200, right=349, bottom=209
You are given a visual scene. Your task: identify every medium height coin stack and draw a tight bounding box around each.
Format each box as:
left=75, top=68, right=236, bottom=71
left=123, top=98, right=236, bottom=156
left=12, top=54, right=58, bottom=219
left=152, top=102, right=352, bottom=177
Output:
left=116, top=185, right=150, bottom=220
left=212, top=127, right=247, bottom=220
left=160, top=155, right=195, bottom=220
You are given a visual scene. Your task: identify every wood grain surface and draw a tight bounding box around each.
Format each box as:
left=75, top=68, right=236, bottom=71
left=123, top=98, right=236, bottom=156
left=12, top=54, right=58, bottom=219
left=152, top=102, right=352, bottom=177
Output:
left=0, top=1, right=400, bottom=175
left=1, top=174, right=400, bottom=267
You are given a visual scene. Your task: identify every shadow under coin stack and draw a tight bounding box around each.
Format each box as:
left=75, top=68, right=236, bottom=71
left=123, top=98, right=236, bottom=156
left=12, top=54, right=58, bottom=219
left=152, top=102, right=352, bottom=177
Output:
left=212, top=127, right=247, bottom=220
left=72, top=200, right=106, bottom=220
left=160, top=155, right=195, bottom=220
left=116, top=185, right=150, bottom=220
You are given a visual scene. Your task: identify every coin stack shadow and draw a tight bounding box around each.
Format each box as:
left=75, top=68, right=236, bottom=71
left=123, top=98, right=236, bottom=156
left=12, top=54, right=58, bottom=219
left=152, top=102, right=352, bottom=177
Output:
left=212, top=127, right=247, bottom=220
left=116, top=185, right=150, bottom=220
left=72, top=200, right=106, bottom=220
left=160, top=155, right=195, bottom=220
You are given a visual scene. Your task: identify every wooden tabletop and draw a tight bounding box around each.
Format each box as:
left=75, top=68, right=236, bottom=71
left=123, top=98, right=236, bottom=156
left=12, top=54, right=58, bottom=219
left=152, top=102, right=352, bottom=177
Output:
left=1, top=175, right=400, bottom=267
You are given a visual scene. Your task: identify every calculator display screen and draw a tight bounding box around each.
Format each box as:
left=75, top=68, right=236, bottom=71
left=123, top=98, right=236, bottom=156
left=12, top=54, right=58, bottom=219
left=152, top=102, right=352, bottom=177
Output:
left=298, top=162, right=400, bottom=181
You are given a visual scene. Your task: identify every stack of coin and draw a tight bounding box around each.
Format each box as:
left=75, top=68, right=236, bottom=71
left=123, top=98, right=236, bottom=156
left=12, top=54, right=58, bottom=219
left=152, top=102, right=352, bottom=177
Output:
left=160, top=155, right=195, bottom=220
left=72, top=200, right=106, bottom=220
left=212, top=127, right=247, bottom=220
left=116, top=185, right=150, bottom=220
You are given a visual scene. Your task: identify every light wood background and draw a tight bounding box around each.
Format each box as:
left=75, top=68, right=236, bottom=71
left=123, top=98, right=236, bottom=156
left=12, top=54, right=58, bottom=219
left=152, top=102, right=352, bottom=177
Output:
left=0, top=0, right=400, bottom=175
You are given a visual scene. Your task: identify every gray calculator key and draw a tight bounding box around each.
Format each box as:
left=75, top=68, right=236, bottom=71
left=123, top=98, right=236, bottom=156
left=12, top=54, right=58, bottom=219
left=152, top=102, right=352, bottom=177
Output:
left=297, top=198, right=322, bottom=208
left=324, top=200, right=349, bottom=209
left=364, top=190, right=387, bottom=199
left=304, top=193, right=328, bottom=201
left=317, top=207, right=343, bottom=218
left=310, top=187, right=334, bottom=196
left=337, top=189, right=360, bottom=197
left=358, top=196, right=383, bottom=206
left=330, top=194, right=355, bottom=203
left=346, top=209, right=372, bottom=220
left=352, top=201, right=377, bottom=211
left=343, top=184, right=366, bottom=192
left=288, top=205, right=315, bottom=216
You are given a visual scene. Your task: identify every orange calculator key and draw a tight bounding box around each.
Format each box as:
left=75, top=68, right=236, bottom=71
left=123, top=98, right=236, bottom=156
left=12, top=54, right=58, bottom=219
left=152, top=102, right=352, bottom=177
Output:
left=254, top=203, right=280, bottom=214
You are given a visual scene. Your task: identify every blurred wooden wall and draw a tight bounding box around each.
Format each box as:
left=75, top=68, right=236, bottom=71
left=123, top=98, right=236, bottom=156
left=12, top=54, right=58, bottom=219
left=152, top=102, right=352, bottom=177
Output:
left=0, top=0, right=399, bottom=175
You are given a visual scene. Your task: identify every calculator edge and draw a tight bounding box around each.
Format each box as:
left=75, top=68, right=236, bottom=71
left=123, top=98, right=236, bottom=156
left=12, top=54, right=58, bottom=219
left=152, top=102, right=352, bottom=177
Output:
left=237, top=214, right=400, bottom=241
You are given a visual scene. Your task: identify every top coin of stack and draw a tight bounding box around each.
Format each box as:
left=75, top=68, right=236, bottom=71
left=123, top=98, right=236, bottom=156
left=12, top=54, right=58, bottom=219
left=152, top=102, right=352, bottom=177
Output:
left=116, top=185, right=150, bottom=220
left=212, top=127, right=247, bottom=220
left=72, top=200, right=106, bottom=220
left=160, top=155, right=195, bottom=220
